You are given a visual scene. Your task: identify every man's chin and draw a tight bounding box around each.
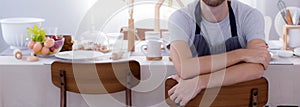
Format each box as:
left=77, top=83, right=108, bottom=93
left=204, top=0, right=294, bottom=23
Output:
left=202, top=0, right=226, bottom=7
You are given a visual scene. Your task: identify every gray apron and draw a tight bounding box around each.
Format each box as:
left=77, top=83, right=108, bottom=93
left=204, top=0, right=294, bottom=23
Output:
left=192, top=1, right=242, bottom=57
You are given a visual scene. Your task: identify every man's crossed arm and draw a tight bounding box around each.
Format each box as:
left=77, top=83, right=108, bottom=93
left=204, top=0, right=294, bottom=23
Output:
left=168, top=39, right=271, bottom=106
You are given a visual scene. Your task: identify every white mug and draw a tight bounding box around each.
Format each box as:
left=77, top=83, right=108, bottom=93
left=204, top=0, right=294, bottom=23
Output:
left=140, top=40, right=162, bottom=60
left=145, top=31, right=160, bottom=41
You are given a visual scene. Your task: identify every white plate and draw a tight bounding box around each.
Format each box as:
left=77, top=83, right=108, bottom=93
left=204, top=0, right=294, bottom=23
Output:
left=55, top=50, right=104, bottom=60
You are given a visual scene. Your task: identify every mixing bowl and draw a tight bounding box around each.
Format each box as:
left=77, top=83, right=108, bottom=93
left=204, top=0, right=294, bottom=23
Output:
left=0, top=17, right=45, bottom=49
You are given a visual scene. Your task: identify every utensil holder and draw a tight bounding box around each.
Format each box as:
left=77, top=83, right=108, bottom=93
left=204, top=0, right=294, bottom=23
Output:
left=283, top=25, right=300, bottom=50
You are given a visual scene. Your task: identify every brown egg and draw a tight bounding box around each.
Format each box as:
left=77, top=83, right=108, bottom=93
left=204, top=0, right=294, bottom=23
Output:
left=44, top=38, right=55, bottom=48
left=28, top=41, right=35, bottom=49
left=32, top=42, right=42, bottom=53
left=41, top=47, right=50, bottom=55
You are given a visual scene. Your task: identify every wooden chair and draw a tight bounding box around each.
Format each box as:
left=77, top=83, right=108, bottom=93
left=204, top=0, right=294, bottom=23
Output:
left=51, top=60, right=141, bottom=107
left=165, top=77, right=268, bottom=107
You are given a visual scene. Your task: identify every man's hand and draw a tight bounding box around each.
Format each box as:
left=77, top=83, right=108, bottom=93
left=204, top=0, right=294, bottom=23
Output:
left=239, top=49, right=271, bottom=69
left=241, top=39, right=271, bottom=69
left=168, top=75, right=204, bottom=106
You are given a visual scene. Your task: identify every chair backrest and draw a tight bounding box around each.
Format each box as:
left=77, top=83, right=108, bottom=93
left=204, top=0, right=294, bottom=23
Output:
left=165, top=77, right=268, bottom=107
left=51, top=60, right=141, bottom=94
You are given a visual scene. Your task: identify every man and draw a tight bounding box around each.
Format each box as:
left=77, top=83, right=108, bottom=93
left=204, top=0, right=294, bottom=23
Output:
left=167, top=0, right=271, bottom=106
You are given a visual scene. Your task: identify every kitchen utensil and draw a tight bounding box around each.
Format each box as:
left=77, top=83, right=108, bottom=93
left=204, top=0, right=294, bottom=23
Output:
left=292, top=11, right=299, bottom=25
left=277, top=0, right=288, bottom=24
left=277, top=0, right=293, bottom=24
left=286, top=9, right=294, bottom=25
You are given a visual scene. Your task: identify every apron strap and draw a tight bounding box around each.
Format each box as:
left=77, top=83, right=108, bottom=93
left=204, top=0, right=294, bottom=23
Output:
left=195, top=1, right=201, bottom=34
left=228, top=1, right=238, bottom=37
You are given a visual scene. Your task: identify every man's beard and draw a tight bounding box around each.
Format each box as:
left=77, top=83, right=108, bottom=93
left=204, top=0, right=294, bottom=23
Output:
left=202, top=0, right=226, bottom=7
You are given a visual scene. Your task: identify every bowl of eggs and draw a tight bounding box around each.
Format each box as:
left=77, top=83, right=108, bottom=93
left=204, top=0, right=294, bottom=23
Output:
left=27, top=25, right=64, bottom=56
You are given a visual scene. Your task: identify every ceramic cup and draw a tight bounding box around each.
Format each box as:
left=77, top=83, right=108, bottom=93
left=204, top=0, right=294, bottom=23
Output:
left=288, top=29, right=300, bottom=48
left=140, top=40, right=162, bottom=60
left=145, top=31, right=160, bottom=41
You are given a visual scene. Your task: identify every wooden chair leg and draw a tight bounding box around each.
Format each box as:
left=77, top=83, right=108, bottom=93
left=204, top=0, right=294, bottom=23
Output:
left=60, top=70, right=66, bottom=107
left=126, top=89, right=132, bottom=107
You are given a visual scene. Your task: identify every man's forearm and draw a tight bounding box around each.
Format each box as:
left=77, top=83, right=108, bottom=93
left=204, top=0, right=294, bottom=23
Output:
left=181, top=49, right=244, bottom=79
left=196, top=39, right=270, bottom=88
left=197, top=63, right=264, bottom=90
left=171, top=41, right=245, bottom=79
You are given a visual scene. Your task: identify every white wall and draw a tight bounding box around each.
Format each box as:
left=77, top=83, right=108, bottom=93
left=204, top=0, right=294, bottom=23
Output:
left=0, top=0, right=97, bottom=51
left=76, top=0, right=193, bottom=40
left=0, top=0, right=97, bottom=34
